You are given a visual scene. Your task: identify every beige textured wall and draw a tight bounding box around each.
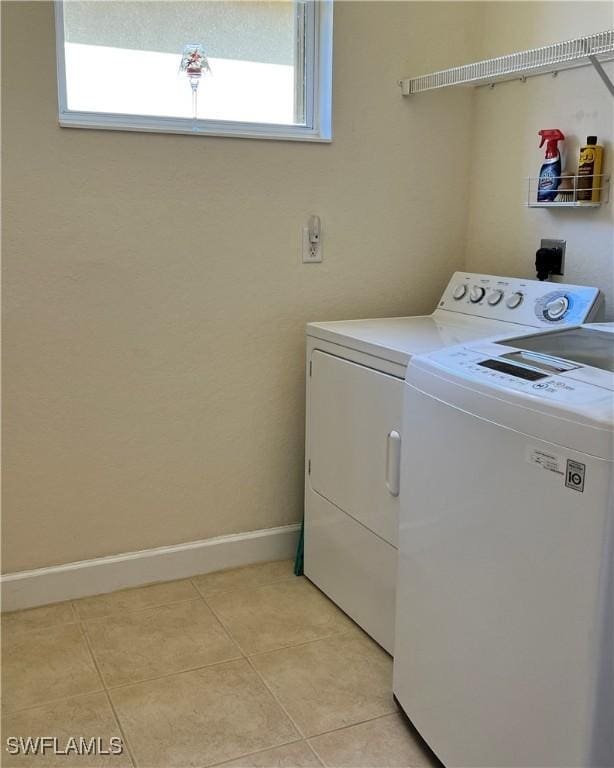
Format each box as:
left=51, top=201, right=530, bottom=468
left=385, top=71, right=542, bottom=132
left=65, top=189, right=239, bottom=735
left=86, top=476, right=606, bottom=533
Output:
left=2, top=1, right=479, bottom=572
left=464, top=2, right=614, bottom=316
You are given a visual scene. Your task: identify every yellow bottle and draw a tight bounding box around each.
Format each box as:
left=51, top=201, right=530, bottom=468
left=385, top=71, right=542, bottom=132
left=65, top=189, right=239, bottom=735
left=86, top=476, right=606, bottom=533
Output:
left=577, top=136, right=604, bottom=203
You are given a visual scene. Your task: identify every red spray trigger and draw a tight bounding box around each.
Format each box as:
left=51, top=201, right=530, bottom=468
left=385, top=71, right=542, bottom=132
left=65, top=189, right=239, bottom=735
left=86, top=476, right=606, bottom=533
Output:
left=538, top=129, right=565, bottom=158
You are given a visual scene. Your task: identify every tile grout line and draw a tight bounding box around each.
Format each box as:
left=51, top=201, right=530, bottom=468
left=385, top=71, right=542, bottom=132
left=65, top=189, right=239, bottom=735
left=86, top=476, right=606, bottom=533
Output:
left=192, top=574, right=365, bottom=660
left=4, top=570, right=298, bottom=630
left=198, top=586, right=310, bottom=742
left=1, top=679, right=397, bottom=749
left=2, top=594, right=193, bottom=624
left=191, top=574, right=299, bottom=601
left=2, top=565, right=297, bottom=621
left=77, top=622, right=138, bottom=768
left=301, top=713, right=404, bottom=768
left=203, top=738, right=319, bottom=768
left=5, top=566, right=397, bottom=764
left=1, top=650, right=247, bottom=716
left=305, top=738, right=331, bottom=768
left=244, top=654, right=308, bottom=740
left=71, top=592, right=202, bottom=622
left=3, top=577, right=380, bottom=694
left=3, top=583, right=252, bottom=714
left=101, top=691, right=138, bottom=768
left=192, top=582, right=247, bottom=659
left=195, top=591, right=401, bottom=750
left=76, top=594, right=248, bottom=675
left=306, top=711, right=432, bottom=768
left=304, top=739, right=326, bottom=767
left=244, top=627, right=365, bottom=660
left=1, top=688, right=108, bottom=718
left=4, top=606, right=358, bottom=665
left=76, top=589, right=245, bottom=693
left=1, top=601, right=77, bottom=620
left=69, top=600, right=79, bottom=623
left=306, top=710, right=402, bottom=744
left=190, top=578, right=249, bottom=660
left=0, top=619, right=82, bottom=640
left=193, top=577, right=318, bottom=767
left=192, top=574, right=399, bottom=747
left=92, top=654, right=246, bottom=693
left=193, top=582, right=252, bottom=660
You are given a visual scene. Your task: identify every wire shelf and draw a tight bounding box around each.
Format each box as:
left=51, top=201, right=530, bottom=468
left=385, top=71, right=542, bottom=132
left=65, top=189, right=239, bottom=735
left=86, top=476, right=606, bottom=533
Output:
left=526, top=174, right=610, bottom=208
left=399, top=29, right=614, bottom=95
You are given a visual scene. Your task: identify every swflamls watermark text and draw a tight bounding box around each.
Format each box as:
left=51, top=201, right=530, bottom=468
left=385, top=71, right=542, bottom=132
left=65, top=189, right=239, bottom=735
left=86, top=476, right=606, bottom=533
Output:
left=6, top=736, right=124, bottom=756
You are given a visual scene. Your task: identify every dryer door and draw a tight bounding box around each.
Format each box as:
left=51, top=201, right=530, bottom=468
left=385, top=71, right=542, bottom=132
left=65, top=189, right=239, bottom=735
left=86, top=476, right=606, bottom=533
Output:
left=308, top=350, right=403, bottom=546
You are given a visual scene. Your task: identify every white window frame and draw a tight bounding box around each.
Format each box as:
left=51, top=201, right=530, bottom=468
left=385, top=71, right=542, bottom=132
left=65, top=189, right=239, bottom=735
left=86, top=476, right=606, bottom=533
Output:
left=54, top=0, right=333, bottom=143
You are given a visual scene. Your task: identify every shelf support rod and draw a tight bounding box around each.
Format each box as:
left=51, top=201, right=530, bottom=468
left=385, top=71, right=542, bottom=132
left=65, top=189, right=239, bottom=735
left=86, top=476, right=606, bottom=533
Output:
left=588, top=54, right=614, bottom=97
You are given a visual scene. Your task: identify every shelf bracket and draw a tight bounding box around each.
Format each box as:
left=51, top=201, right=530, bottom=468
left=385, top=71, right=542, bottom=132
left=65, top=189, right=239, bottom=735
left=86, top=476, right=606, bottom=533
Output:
left=588, top=54, right=614, bottom=97
left=398, top=79, right=411, bottom=96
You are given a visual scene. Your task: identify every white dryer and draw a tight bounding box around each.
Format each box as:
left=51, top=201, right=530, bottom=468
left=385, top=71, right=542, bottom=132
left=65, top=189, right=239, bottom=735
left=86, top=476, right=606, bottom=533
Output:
left=304, top=273, right=603, bottom=653
left=394, top=323, right=613, bottom=767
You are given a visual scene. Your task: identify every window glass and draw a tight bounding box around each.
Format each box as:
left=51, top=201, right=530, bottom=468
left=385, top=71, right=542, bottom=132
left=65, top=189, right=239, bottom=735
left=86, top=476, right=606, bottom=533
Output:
left=62, top=0, right=304, bottom=126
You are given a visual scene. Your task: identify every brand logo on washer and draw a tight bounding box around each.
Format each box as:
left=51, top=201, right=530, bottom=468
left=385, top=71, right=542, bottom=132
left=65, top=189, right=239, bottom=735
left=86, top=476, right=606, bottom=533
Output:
left=565, top=460, right=586, bottom=492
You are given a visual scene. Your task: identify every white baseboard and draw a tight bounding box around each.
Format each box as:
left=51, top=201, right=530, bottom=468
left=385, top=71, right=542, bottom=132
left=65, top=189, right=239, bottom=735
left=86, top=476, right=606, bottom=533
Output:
left=1, top=524, right=301, bottom=612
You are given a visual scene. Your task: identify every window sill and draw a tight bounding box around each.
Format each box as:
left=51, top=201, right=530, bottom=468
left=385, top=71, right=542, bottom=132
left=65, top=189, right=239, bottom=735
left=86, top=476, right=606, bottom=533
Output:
left=58, top=110, right=332, bottom=143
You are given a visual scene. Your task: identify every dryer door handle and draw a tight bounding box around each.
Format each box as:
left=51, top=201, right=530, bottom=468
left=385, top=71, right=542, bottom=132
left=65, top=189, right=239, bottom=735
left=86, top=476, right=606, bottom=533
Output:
left=386, top=430, right=401, bottom=497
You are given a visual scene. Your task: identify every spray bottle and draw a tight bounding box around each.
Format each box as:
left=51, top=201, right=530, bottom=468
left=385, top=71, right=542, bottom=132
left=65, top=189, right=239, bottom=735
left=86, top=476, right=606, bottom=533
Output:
left=537, top=129, right=565, bottom=202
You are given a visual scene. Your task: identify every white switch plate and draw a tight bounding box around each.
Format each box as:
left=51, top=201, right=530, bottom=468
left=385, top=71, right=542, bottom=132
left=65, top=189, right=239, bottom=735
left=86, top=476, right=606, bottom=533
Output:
left=302, top=226, right=322, bottom=263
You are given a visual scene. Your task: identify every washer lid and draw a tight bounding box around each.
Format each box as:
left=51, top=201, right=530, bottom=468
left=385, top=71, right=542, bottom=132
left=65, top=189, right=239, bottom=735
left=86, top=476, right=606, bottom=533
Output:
left=497, top=324, right=614, bottom=374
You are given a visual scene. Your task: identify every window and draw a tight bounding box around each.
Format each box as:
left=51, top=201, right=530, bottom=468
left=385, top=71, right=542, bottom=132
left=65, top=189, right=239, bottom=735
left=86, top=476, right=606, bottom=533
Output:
left=55, top=0, right=333, bottom=142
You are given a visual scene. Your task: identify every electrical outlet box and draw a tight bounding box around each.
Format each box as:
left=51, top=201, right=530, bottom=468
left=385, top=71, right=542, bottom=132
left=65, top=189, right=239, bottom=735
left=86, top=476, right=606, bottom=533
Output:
left=302, top=226, right=322, bottom=263
left=540, top=239, right=566, bottom=275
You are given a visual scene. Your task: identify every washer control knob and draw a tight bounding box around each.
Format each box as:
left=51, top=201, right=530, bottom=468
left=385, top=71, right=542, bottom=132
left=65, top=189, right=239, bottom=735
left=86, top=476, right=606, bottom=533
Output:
left=452, top=284, right=468, bottom=300
left=469, top=286, right=486, bottom=303
left=487, top=289, right=504, bottom=306
left=506, top=291, right=524, bottom=309
left=544, top=295, right=569, bottom=321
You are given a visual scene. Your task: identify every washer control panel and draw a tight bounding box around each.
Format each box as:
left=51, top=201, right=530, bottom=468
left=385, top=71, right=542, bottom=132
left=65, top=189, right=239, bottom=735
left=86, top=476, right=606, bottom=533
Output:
left=438, top=273, right=602, bottom=328
left=536, top=290, right=572, bottom=323
left=435, top=348, right=598, bottom=404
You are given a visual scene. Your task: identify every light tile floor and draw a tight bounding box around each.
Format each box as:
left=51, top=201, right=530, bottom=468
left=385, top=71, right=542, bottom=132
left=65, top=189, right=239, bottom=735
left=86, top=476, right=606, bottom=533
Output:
left=1, top=561, right=436, bottom=768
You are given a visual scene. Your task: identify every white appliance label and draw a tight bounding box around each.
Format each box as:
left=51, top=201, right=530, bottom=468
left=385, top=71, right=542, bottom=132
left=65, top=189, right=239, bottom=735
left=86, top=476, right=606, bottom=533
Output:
left=565, top=460, right=586, bottom=492
left=526, top=447, right=564, bottom=475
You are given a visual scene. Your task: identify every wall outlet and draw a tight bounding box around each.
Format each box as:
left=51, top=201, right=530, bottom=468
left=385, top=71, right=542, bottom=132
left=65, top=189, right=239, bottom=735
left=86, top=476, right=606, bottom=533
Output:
left=302, top=226, right=322, bottom=263
left=540, top=238, right=566, bottom=275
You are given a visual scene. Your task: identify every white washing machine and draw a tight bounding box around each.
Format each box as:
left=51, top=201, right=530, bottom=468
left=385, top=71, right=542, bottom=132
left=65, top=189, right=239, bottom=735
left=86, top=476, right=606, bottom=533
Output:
left=304, top=273, right=603, bottom=653
left=394, top=323, right=613, bottom=767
